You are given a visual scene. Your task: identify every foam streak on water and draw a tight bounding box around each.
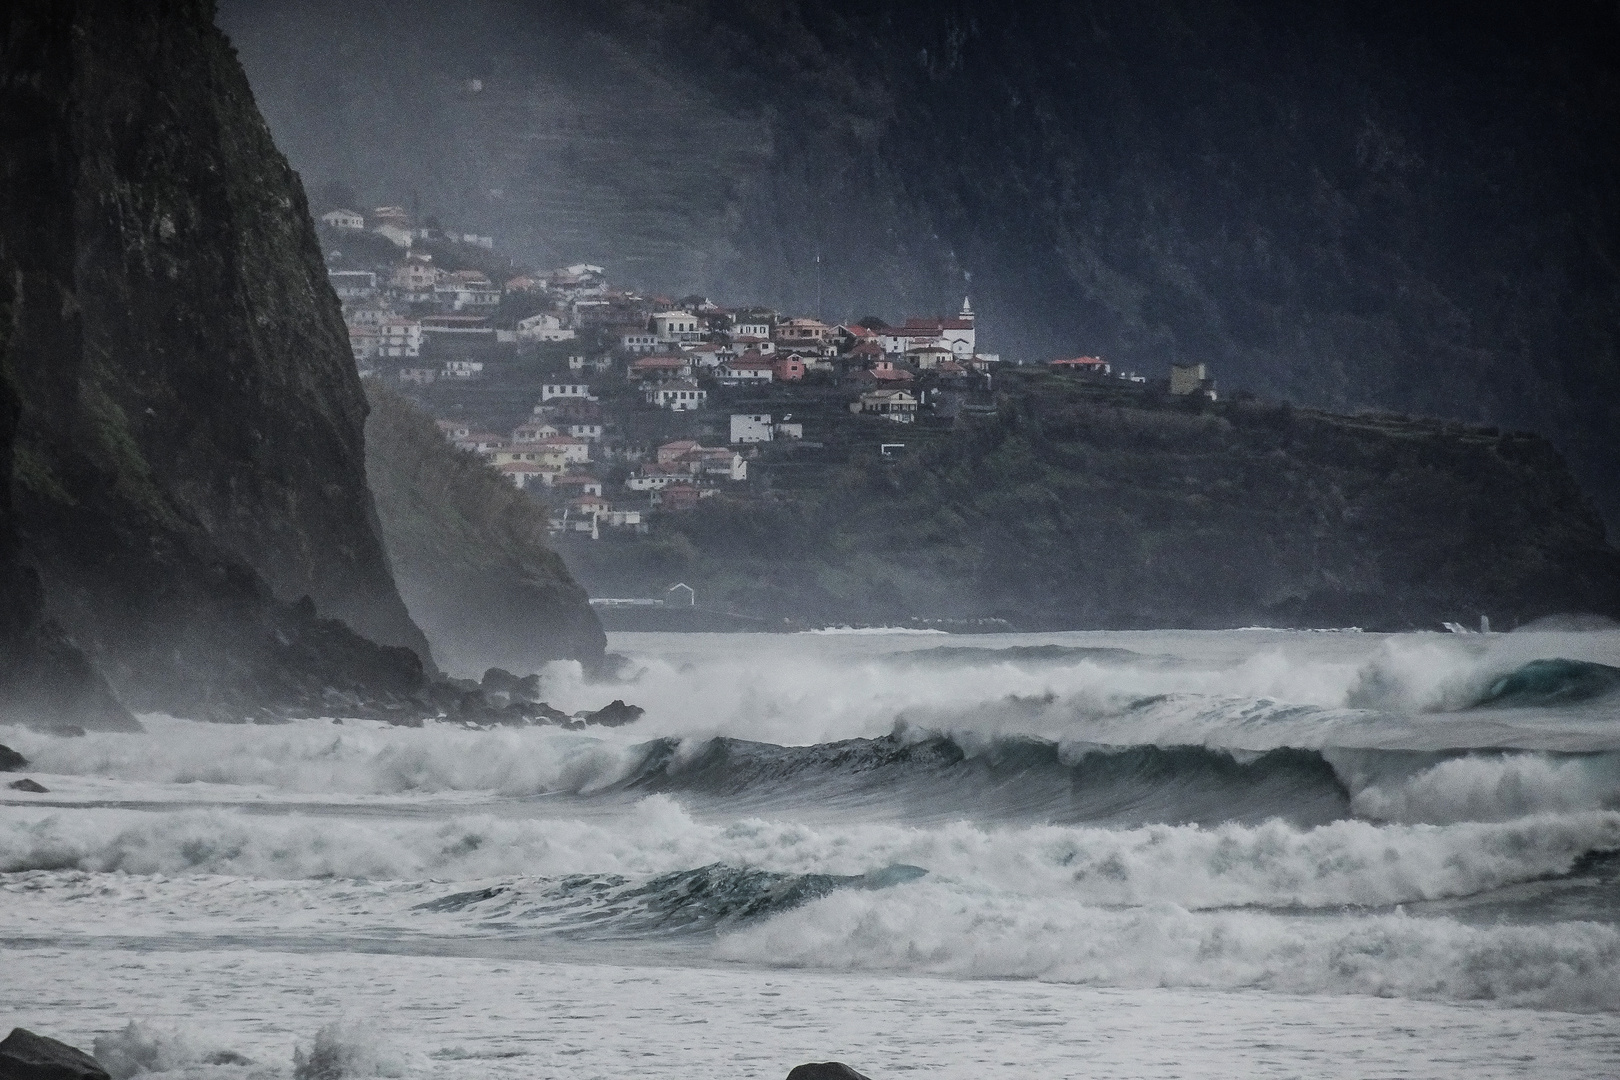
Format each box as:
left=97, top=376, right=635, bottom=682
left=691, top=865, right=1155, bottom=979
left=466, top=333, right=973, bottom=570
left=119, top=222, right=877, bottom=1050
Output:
left=3, top=628, right=1620, bottom=1078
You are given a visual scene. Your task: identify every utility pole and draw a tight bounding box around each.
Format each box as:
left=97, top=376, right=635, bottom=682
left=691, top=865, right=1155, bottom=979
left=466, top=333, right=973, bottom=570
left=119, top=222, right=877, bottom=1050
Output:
left=815, top=248, right=823, bottom=321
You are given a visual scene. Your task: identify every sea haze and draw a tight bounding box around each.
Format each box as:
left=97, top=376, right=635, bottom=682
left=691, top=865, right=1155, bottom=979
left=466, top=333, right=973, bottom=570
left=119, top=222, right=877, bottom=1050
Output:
left=4, top=628, right=1620, bottom=1078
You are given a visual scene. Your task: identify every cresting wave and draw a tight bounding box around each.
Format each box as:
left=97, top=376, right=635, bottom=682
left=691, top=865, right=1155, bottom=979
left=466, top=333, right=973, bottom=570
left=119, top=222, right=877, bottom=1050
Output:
left=716, top=880, right=1620, bottom=1012
left=613, top=734, right=1620, bottom=826
left=6, top=718, right=1620, bottom=826
left=4, top=798, right=1618, bottom=912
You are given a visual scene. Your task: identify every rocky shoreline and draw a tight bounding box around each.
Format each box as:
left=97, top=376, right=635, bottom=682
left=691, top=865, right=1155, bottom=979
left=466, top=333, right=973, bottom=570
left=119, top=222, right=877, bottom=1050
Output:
left=0, top=1029, right=872, bottom=1080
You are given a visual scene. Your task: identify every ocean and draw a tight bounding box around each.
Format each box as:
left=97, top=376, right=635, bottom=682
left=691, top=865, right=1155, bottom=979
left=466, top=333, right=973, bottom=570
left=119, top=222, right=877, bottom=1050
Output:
left=4, top=628, right=1620, bottom=1079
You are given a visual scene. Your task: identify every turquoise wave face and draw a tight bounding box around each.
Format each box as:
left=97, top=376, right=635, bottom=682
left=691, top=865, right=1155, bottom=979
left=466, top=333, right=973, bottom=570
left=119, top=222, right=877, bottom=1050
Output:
left=1473, top=659, right=1620, bottom=708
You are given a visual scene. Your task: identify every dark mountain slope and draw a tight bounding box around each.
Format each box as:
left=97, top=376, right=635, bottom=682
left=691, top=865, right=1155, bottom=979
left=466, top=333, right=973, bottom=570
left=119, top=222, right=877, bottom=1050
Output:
left=564, top=372, right=1620, bottom=630
left=220, top=0, right=1620, bottom=529
left=364, top=386, right=605, bottom=674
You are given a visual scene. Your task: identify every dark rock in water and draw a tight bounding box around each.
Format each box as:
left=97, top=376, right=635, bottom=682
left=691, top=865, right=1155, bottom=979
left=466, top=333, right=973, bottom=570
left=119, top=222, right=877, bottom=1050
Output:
left=579, top=699, right=645, bottom=727
left=0, top=1028, right=111, bottom=1080
left=0, top=745, right=26, bottom=772
left=481, top=668, right=542, bottom=703
left=531, top=702, right=573, bottom=725
left=201, top=1053, right=251, bottom=1067
left=786, top=1064, right=872, bottom=1080
left=7, top=779, right=48, bottom=793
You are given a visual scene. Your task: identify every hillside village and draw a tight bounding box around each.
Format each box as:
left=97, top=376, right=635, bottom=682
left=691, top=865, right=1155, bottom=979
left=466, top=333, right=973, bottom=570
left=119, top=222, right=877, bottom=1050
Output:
left=322, top=206, right=1212, bottom=540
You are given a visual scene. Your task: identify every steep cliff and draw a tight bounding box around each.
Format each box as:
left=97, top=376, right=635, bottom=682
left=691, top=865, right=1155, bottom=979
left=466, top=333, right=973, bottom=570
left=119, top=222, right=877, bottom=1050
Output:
left=1, top=0, right=433, bottom=719
left=364, top=386, right=605, bottom=674
left=0, top=295, right=133, bottom=731
left=563, top=373, right=1620, bottom=631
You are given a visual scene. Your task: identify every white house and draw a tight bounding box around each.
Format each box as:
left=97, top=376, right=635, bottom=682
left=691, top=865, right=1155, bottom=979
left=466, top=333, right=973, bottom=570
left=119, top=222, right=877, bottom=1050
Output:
left=774, top=421, right=804, bottom=440
left=851, top=388, right=918, bottom=422
left=534, top=436, right=592, bottom=464
left=652, top=310, right=704, bottom=344
left=498, top=462, right=549, bottom=490
left=436, top=274, right=501, bottom=311
left=377, top=316, right=422, bottom=358
left=511, top=421, right=561, bottom=443
left=321, top=208, right=364, bottom=230
left=647, top=381, right=707, bottom=411
left=541, top=383, right=595, bottom=402
left=625, top=471, right=690, bottom=491
left=715, top=358, right=774, bottom=384
left=443, top=359, right=485, bottom=379
left=730, top=413, right=774, bottom=444
left=568, top=422, right=605, bottom=441
left=389, top=261, right=440, bottom=301
left=685, top=342, right=728, bottom=369
left=545, top=264, right=608, bottom=299
left=517, top=312, right=577, bottom=342
left=328, top=270, right=377, bottom=299
left=619, top=330, right=659, bottom=354
left=732, top=319, right=771, bottom=339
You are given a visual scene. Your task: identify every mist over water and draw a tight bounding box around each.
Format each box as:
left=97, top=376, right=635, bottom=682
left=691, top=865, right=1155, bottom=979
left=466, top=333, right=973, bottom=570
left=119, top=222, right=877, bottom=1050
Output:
left=6, top=628, right=1620, bottom=1075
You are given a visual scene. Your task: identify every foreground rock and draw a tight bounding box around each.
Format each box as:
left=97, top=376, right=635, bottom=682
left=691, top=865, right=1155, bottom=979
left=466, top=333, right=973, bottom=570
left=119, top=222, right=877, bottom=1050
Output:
left=0, top=745, right=26, bottom=771
left=7, top=778, right=48, bottom=793
left=786, top=1064, right=872, bottom=1080
left=0, top=1029, right=110, bottom=1080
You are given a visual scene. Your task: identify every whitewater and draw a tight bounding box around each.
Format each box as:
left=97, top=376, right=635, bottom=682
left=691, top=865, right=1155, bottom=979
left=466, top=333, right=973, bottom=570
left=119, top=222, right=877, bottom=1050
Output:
left=4, top=628, right=1620, bottom=1079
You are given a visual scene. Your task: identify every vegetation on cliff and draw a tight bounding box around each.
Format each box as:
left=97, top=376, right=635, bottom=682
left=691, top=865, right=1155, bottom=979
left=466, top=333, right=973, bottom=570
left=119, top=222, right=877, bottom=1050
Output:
left=364, top=385, right=605, bottom=673
left=563, top=371, right=1620, bottom=631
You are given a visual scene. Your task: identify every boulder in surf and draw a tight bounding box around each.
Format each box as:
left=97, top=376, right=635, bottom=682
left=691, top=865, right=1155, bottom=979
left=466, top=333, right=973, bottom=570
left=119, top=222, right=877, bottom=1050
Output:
left=0, top=744, right=27, bottom=771
left=7, top=778, right=47, bottom=793
left=579, top=699, right=645, bottom=727
left=0, top=1029, right=111, bottom=1080
left=786, top=1064, right=872, bottom=1080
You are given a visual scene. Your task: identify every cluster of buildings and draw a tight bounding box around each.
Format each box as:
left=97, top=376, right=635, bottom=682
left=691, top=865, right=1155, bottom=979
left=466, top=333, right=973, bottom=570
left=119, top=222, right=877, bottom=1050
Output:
left=321, top=206, right=1216, bottom=537
left=437, top=396, right=752, bottom=536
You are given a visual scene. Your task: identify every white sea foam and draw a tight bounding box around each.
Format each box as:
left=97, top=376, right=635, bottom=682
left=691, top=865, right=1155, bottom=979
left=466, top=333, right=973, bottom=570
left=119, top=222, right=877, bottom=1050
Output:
left=2, top=799, right=1614, bottom=912
left=717, top=880, right=1620, bottom=1011
left=92, top=1023, right=255, bottom=1079
left=1336, top=749, right=1620, bottom=823
left=0, top=716, right=644, bottom=797
left=293, top=1024, right=413, bottom=1080
left=6, top=711, right=1620, bottom=830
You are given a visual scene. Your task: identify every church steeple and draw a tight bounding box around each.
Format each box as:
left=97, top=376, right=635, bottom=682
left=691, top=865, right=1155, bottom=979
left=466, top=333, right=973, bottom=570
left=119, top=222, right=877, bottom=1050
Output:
left=959, top=296, right=974, bottom=322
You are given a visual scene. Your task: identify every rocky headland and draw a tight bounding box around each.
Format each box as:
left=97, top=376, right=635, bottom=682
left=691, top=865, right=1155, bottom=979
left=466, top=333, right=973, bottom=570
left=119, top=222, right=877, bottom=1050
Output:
left=0, top=0, right=605, bottom=728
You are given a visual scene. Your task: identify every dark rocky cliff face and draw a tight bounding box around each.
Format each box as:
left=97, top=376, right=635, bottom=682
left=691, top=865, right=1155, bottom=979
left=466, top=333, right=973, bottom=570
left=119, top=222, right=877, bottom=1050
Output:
left=220, top=0, right=1620, bottom=531
left=0, top=293, right=133, bottom=731
left=364, top=386, right=605, bottom=675
left=0, top=0, right=443, bottom=719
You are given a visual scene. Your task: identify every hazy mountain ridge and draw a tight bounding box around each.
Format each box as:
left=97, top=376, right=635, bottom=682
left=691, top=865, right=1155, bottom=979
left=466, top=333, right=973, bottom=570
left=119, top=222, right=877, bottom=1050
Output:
left=222, top=0, right=1620, bottom=528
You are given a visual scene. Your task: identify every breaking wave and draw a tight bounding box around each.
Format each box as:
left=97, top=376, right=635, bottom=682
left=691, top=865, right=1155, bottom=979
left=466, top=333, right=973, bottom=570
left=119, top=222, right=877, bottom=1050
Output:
left=4, top=797, right=1617, bottom=913
left=716, top=880, right=1620, bottom=1011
